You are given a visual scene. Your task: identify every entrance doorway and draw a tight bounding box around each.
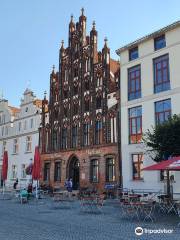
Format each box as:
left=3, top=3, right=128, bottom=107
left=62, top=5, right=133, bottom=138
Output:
left=68, top=156, right=80, bottom=190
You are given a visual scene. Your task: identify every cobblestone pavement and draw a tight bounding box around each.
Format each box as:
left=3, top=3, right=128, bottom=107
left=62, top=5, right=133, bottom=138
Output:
left=0, top=197, right=180, bottom=240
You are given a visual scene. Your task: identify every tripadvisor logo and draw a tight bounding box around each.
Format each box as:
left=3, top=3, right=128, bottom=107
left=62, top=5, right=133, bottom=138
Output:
left=135, top=227, right=143, bottom=236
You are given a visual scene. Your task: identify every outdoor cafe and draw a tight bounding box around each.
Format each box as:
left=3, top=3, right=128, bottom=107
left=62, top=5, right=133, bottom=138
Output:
left=118, top=156, right=180, bottom=224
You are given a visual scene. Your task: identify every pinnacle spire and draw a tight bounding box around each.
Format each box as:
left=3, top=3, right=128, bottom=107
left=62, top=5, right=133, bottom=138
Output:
left=44, top=90, right=47, bottom=99
left=92, top=21, right=96, bottom=30
left=81, top=7, right=84, bottom=16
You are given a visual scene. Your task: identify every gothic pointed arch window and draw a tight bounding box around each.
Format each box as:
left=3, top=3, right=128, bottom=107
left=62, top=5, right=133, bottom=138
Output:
left=53, top=127, right=58, bottom=151
left=73, top=81, right=79, bottom=95
left=97, top=75, right=102, bottom=87
left=45, top=128, right=50, bottom=153
left=72, top=124, right=78, bottom=148
left=95, top=120, right=102, bottom=145
left=63, top=83, right=68, bottom=99
left=96, top=93, right=102, bottom=109
left=109, top=112, right=117, bottom=143
left=84, top=95, right=90, bottom=112
left=62, top=127, right=68, bottom=149
left=83, top=122, right=90, bottom=146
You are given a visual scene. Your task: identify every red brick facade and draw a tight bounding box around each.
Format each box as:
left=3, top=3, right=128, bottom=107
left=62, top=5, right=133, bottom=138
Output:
left=41, top=144, right=119, bottom=191
left=40, top=9, right=120, bottom=191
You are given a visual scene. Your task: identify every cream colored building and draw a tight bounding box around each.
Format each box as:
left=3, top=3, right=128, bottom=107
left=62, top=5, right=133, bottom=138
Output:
left=0, top=89, right=41, bottom=188
left=116, top=21, right=180, bottom=193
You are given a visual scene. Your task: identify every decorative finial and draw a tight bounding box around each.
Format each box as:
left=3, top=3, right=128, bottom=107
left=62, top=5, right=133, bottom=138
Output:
left=52, top=65, right=55, bottom=72
left=44, top=91, right=47, bottom=99
left=92, top=21, right=96, bottom=30
left=71, top=14, right=73, bottom=21
left=81, top=7, right=84, bottom=15
left=61, top=40, right=64, bottom=48
left=104, top=37, right=108, bottom=47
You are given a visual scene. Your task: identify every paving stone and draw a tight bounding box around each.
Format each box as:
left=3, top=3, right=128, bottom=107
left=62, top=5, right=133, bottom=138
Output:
left=0, top=198, right=179, bottom=240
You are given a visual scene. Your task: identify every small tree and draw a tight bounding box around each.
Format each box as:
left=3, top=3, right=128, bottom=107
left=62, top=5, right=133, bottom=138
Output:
left=143, top=114, right=180, bottom=162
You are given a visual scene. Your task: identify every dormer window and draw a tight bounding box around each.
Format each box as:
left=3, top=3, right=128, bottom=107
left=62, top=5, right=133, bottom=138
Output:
left=129, top=47, right=138, bottom=61
left=154, top=35, right=166, bottom=51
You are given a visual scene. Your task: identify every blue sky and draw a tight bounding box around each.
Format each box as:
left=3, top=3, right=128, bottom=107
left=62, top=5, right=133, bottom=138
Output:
left=0, top=0, right=180, bottom=106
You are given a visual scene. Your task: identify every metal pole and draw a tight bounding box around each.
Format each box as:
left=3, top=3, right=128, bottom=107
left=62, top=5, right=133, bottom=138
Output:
left=166, top=170, right=171, bottom=199
left=3, top=180, right=5, bottom=195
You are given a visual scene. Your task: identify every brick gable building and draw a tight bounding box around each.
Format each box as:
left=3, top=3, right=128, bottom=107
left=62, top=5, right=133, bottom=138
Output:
left=40, top=9, right=120, bottom=191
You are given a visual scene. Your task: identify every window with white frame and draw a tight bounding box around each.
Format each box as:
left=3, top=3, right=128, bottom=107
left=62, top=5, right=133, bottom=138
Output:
left=26, top=136, right=32, bottom=152
left=1, top=126, right=4, bottom=136
left=2, top=141, right=6, bottom=155
left=5, top=126, right=8, bottom=135
left=21, top=164, right=26, bottom=178
left=13, top=139, right=19, bottom=154
left=24, top=120, right=27, bottom=130
left=12, top=165, right=17, bottom=179
left=18, top=122, right=21, bottom=132
left=30, top=118, right=33, bottom=128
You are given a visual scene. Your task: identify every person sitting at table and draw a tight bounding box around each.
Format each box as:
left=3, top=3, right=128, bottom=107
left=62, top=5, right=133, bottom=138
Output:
left=20, top=188, right=28, bottom=203
left=27, top=183, right=33, bottom=193
left=13, top=178, right=18, bottom=190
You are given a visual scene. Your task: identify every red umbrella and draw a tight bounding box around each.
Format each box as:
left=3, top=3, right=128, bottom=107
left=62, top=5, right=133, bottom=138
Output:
left=143, top=156, right=180, bottom=171
left=32, top=146, right=41, bottom=180
left=2, top=151, right=8, bottom=181
left=32, top=146, right=41, bottom=199
left=143, top=156, right=180, bottom=198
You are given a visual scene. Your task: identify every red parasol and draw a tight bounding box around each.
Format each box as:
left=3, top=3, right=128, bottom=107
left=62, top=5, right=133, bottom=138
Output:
left=143, top=156, right=180, bottom=171
left=2, top=151, right=8, bottom=181
left=32, top=146, right=41, bottom=180
left=143, top=156, right=180, bottom=198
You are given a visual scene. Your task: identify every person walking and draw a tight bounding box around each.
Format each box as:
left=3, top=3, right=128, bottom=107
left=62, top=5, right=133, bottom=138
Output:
left=67, top=178, right=73, bottom=197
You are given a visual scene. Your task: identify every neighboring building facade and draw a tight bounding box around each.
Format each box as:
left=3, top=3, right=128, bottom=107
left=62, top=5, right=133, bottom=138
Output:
left=40, top=9, right=120, bottom=191
left=116, top=21, right=180, bottom=193
left=0, top=89, right=41, bottom=188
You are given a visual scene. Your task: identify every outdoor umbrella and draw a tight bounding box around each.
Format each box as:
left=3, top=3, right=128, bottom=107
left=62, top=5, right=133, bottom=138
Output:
left=143, top=156, right=180, bottom=198
left=32, top=146, right=41, bottom=198
left=2, top=151, right=8, bottom=194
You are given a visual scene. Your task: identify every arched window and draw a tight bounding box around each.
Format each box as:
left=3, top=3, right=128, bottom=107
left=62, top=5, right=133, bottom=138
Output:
left=72, top=125, right=78, bottom=148
left=45, top=130, right=49, bottom=153
left=110, top=117, right=117, bottom=143
left=73, top=103, right=78, bottom=115
left=97, top=76, right=102, bottom=87
left=85, top=80, right=90, bottom=91
left=62, top=128, right=67, bottom=149
left=64, top=89, right=68, bottom=99
left=64, top=106, right=68, bottom=117
left=106, top=158, right=115, bottom=182
left=96, top=95, right=102, bottom=109
left=53, top=130, right=58, bottom=151
left=54, top=161, right=61, bottom=182
left=83, top=123, right=90, bottom=146
left=84, top=99, right=90, bottom=112
left=73, top=84, right=78, bottom=95
left=74, top=68, right=78, bottom=78
left=90, top=159, right=99, bottom=182
left=95, top=121, right=102, bottom=145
